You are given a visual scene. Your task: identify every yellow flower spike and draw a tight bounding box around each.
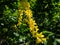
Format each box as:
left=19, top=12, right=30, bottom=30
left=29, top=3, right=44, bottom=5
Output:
left=18, top=0, right=47, bottom=44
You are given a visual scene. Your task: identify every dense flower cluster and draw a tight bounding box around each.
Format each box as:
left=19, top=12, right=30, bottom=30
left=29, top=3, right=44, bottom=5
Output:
left=17, top=0, right=46, bottom=43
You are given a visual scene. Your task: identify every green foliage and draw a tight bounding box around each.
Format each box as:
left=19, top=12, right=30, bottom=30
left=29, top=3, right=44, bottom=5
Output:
left=0, top=0, right=60, bottom=45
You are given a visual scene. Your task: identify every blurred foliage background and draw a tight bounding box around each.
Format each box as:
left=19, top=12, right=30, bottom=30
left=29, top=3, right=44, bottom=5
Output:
left=0, top=0, right=60, bottom=45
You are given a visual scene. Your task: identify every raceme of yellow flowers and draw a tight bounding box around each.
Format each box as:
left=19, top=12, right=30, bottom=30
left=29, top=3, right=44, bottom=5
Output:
left=17, top=0, right=46, bottom=43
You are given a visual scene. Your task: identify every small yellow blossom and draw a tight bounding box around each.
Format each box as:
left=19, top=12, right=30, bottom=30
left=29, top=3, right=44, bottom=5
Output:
left=35, top=33, right=44, bottom=38
left=36, top=37, right=42, bottom=43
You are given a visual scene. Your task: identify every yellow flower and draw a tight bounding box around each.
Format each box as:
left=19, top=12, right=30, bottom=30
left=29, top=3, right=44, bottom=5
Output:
left=35, top=26, right=39, bottom=31
left=36, top=34, right=46, bottom=43
left=35, top=32, right=44, bottom=38
left=36, top=37, right=42, bottom=43
left=41, top=38, right=46, bottom=42
left=39, top=32, right=44, bottom=37
left=35, top=32, right=46, bottom=43
left=24, top=10, right=32, bottom=18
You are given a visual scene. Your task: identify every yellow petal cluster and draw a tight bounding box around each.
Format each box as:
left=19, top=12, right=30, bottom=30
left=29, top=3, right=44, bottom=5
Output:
left=17, top=0, right=46, bottom=43
left=17, top=9, right=23, bottom=26
left=36, top=32, right=46, bottom=43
